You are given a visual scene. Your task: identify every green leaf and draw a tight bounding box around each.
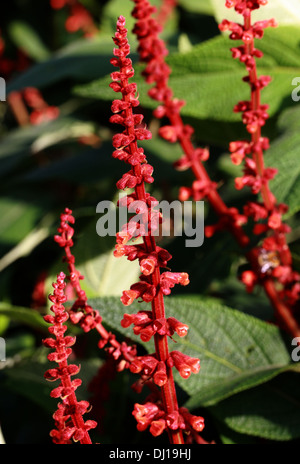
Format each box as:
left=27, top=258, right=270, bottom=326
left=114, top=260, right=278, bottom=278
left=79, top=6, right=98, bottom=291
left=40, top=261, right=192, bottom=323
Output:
left=8, top=21, right=50, bottom=62
left=1, top=356, right=102, bottom=413
left=73, top=27, right=300, bottom=131
left=0, top=303, right=49, bottom=331
left=5, top=333, right=36, bottom=358
left=265, top=106, right=300, bottom=218
left=0, top=190, right=55, bottom=267
left=210, top=372, right=300, bottom=441
left=48, top=220, right=140, bottom=299
left=0, top=193, right=54, bottom=262
left=0, top=115, right=97, bottom=179
left=101, top=0, right=174, bottom=38
left=0, top=224, right=51, bottom=273
left=18, top=143, right=122, bottom=186
left=89, top=296, right=294, bottom=406
left=7, top=36, right=121, bottom=93
left=0, top=316, right=9, bottom=336
left=178, top=0, right=214, bottom=16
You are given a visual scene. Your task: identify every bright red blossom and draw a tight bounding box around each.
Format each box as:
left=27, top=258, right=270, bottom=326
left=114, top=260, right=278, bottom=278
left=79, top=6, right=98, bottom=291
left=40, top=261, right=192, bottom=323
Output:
left=43, top=272, right=97, bottom=444
left=110, top=15, right=203, bottom=444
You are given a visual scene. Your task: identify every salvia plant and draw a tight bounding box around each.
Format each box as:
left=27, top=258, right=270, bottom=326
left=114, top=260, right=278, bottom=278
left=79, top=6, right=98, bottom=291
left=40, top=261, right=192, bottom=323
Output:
left=0, top=0, right=300, bottom=446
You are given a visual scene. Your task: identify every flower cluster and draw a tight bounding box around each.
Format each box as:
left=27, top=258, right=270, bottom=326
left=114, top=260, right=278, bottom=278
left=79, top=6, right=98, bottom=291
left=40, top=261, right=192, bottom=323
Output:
left=132, top=402, right=204, bottom=438
left=224, top=0, right=269, bottom=15
left=220, top=0, right=300, bottom=312
left=110, top=15, right=204, bottom=443
left=8, top=87, right=60, bottom=126
left=50, top=0, right=98, bottom=36
left=132, top=0, right=208, bottom=167
left=122, top=310, right=189, bottom=341
left=43, top=272, right=97, bottom=444
left=23, top=87, right=60, bottom=125
left=131, top=0, right=300, bottom=338
left=54, top=207, right=137, bottom=369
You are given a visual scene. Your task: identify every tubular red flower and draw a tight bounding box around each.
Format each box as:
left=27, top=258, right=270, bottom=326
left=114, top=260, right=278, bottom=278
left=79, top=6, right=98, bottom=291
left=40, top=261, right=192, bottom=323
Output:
left=169, top=351, right=200, bottom=379
left=43, top=272, right=97, bottom=444
left=132, top=400, right=205, bottom=438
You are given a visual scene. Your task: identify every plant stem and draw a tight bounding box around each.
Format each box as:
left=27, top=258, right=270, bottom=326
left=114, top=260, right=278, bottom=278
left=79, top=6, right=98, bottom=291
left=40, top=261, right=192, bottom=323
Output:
left=119, top=63, right=185, bottom=444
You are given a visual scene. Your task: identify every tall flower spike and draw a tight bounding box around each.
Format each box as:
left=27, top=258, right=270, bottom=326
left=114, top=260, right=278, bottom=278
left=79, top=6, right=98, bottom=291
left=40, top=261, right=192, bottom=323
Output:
left=110, top=16, right=204, bottom=444
left=43, top=272, right=97, bottom=444
left=220, top=0, right=300, bottom=332
left=131, top=0, right=300, bottom=339
left=54, top=208, right=137, bottom=370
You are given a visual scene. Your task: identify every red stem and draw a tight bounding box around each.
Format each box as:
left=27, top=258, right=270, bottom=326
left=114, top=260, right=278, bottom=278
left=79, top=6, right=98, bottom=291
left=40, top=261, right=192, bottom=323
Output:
left=123, top=84, right=184, bottom=443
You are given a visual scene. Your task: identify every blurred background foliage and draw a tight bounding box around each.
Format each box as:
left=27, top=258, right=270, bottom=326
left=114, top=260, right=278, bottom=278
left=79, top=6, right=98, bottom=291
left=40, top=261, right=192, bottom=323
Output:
left=0, top=0, right=300, bottom=445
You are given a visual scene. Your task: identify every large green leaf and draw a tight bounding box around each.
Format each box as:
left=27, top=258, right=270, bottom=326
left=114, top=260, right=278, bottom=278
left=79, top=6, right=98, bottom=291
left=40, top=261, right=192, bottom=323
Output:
left=210, top=372, right=300, bottom=441
left=178, top=0, right=214, bottom=16
left=0, top=115, right=97, bottom=179
left=1, top=357, right=102, bottom=413
left=264, top=106, right=300, bottom=218
left=0, top=193, right=54, bottom=266
left=48, top=220, right=140, bottom=300
left=74, top=27, right=300, bottom=127
left=6, top=36, right=124, bottom=93
left=89, top=296, right=294, bottom=407
left=8, top=21, right=50, bottom=62
left=0, top=303, right=48, bottom=331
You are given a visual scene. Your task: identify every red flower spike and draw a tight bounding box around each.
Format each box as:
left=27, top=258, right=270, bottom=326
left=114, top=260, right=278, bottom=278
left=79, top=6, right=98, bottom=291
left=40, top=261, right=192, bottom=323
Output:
left=241, top=270, right=258, bottom=293
left=222, top=0, right=300, bottom=330
left=131, top=0, right=300, bottom=338
left=110, top=15, right=202, bottom=444
left=53, top=208, right=138, bottom=378
left=133, top=401, right=206, bottom=438
left=131, top=0, right=300, bottom=342
left=43, top=273, right=97, bottom=444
